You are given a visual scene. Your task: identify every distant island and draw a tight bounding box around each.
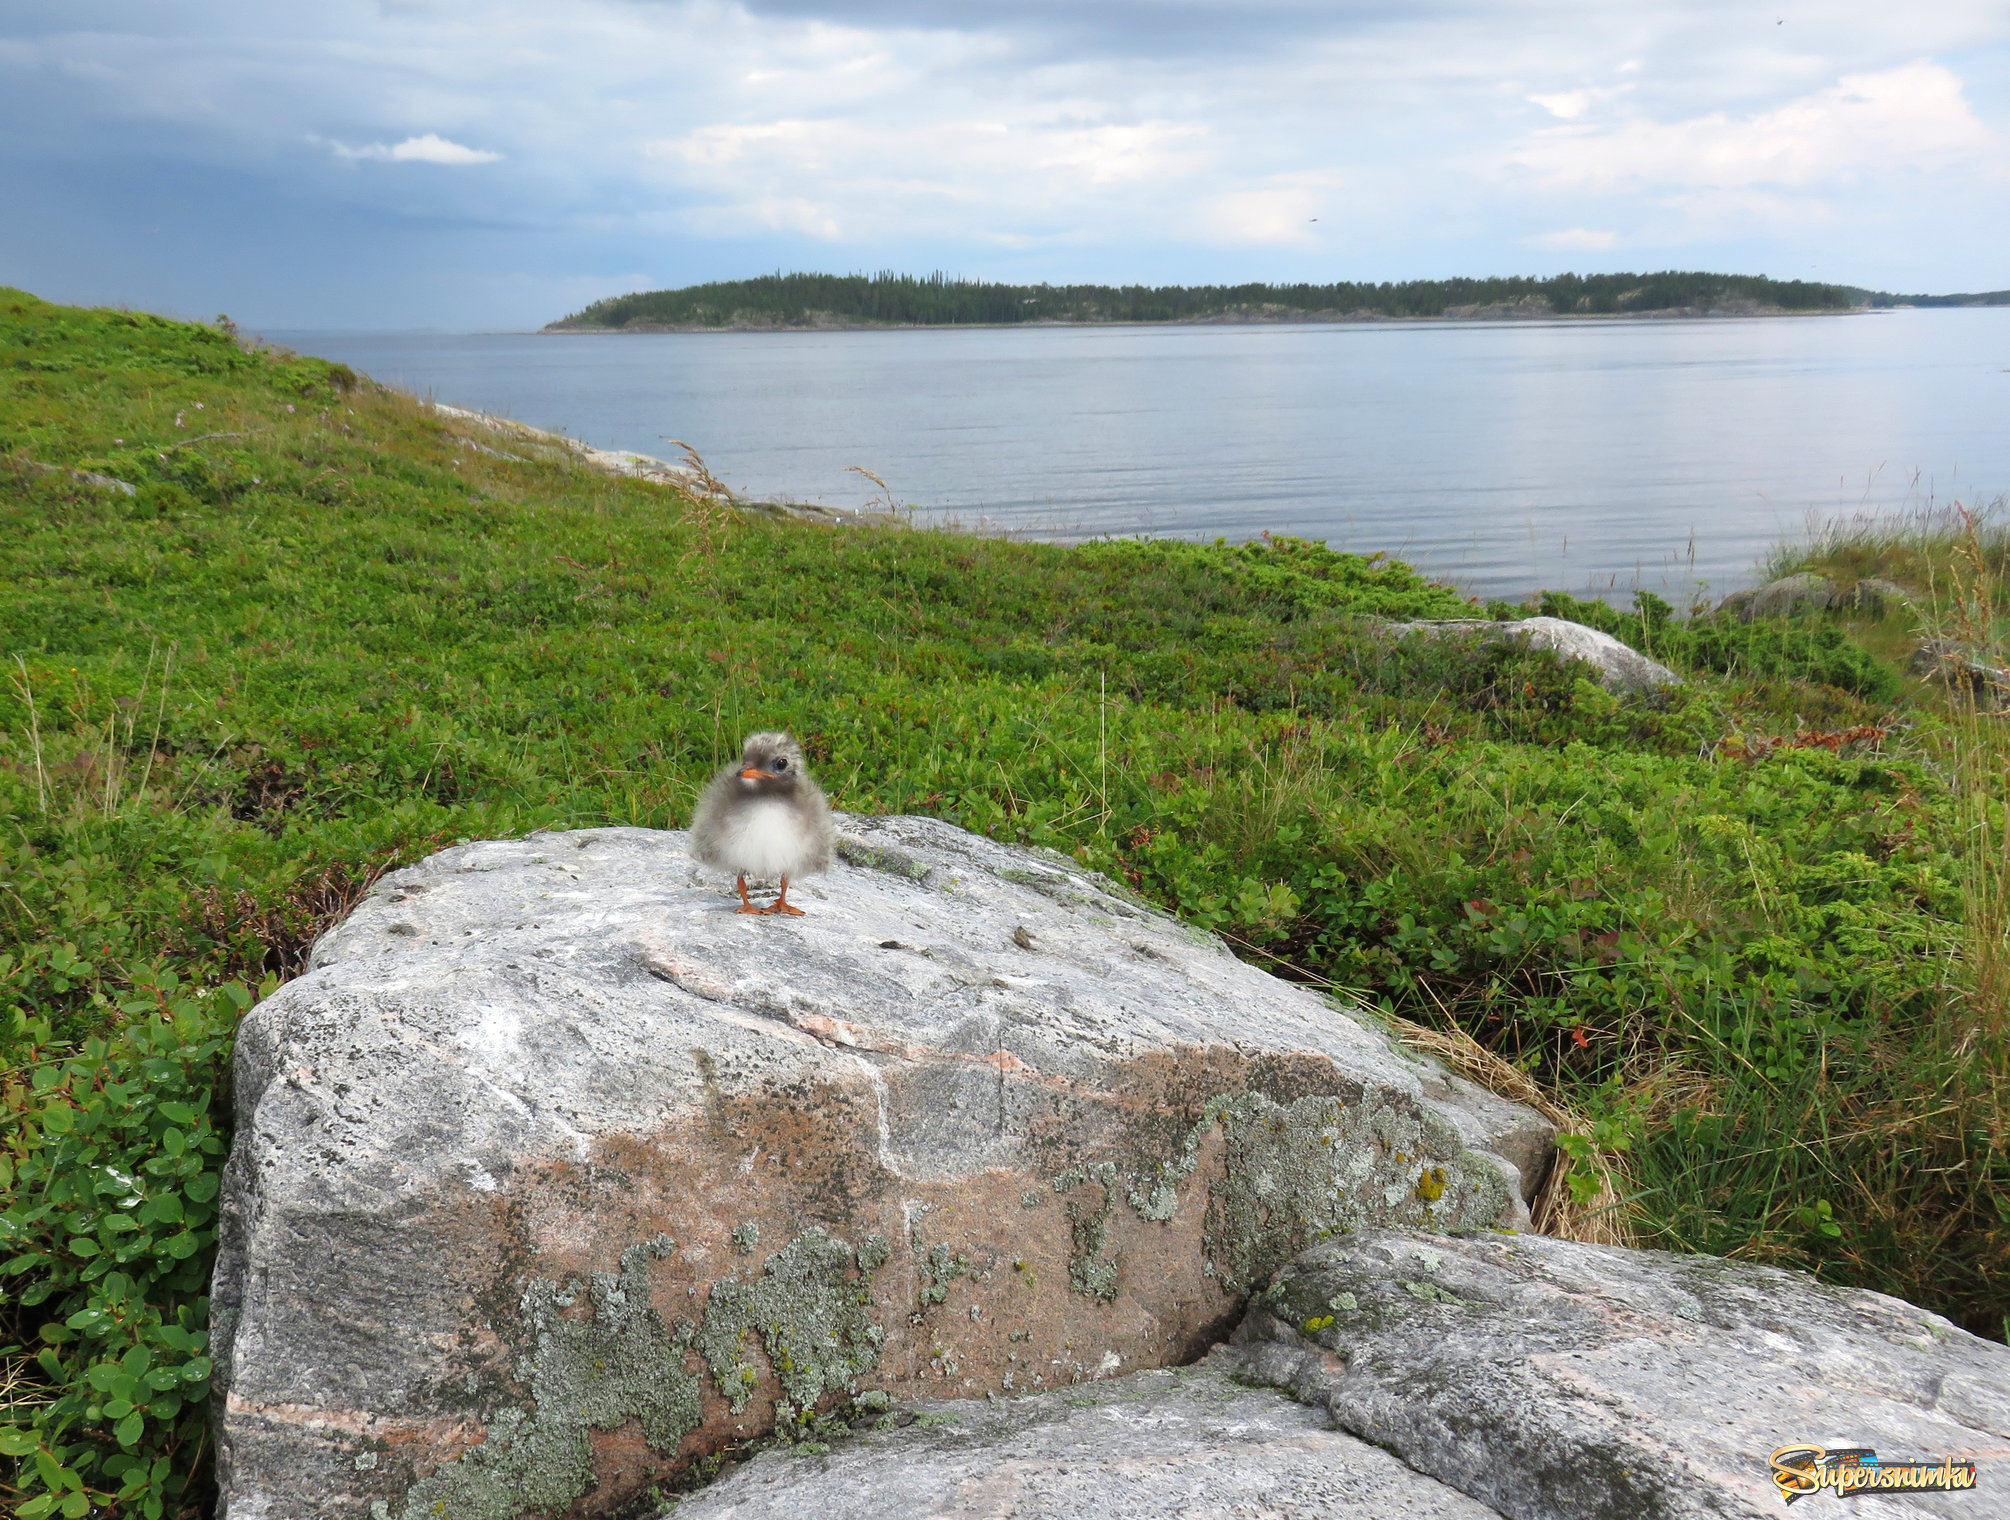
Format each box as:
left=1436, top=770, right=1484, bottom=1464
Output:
left=544, top=270, right=2010, bottom=332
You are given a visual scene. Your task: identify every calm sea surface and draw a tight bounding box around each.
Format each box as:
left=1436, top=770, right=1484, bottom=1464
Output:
left=276, top=310, right=2010, bottom=602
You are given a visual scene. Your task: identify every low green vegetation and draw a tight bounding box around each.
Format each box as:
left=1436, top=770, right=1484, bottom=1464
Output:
left=2, top=289, right=2005, bottom=1517
left=551, top=269, right=1862, bottom=330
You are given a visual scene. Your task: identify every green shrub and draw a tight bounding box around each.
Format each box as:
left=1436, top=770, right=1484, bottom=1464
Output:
left=1528, top=590, right=1902, bottom=702
left=2, top=966, right=247, bottom=1519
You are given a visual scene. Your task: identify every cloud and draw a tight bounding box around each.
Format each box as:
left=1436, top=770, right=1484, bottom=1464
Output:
left=1529, top=227, right=1618, bottom=250
left=329, top=133, right=502, bottom=165
left=1529, top=90, right=1594, bottom=121
left=1510, top=62, right=1992, bottom=192
left=4, top=1, right=2010, bottom=325
left=645, top=109, right=1217, bottom=243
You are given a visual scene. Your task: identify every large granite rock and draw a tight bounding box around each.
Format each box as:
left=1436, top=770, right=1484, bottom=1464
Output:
left=1233, top=1228, right=2010, bottom=1519
left=212, top=818, right=1551, bottom=1520
left=663, top=1356, right=1505, bottom=1519
left=1381, top=616, right=1680, bottom=694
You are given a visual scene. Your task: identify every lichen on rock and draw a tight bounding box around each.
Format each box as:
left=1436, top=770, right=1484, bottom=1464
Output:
left=1053, top=1165, right=1121, bottom=1301
left=912, top=1236, right=970, bottom=1309
left=1203, top=1092, right=1508, bottom=1294
left=399, top=1236, right=698, bottom=1520
left=1040, top=1089, right=1509, bottom=1305
left=402, top=1227, right=889, bottom=1517
left=694, top=1227, right=889, bottom=1419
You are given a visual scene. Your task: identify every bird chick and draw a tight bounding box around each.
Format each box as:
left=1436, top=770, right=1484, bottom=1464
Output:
left=689, top=731, right=834, bottom=915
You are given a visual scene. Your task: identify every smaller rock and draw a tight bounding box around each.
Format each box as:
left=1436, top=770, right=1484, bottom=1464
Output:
left=1716, top=571, right=1836, bottom=622
left=1909, top=638, right=2010, bottom=709
left=661, top=1357, right=1506, bottom=1519
left=6, top=457, right=137, bottom=496
left=1232, top=1228, right=2010, bottom=1520
left=1852, top=577, right=1914, bottom=616
left=1380, top=616, right=1679, bottom=695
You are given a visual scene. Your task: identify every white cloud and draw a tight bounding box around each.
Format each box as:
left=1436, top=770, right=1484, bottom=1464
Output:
left=1529, top=90, right=1593, bottom=121
left=1530, top=227, right=1619, bottom=250
left=330, top=133, right=501, bottom=165
left=1510, top=62, right=1991, bottom=192
left=1033, top=121, right=1209, bottom=186
left=645, top=108, right=1217, bottom=243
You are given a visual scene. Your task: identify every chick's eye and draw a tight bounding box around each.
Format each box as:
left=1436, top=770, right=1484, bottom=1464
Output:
left=774, top=757, right=789, bottom=770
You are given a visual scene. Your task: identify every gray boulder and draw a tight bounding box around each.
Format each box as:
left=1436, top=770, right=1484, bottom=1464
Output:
left=664, top=1356, right=1505, bottom=1519
left=1909, top=638, right=2010, bottom=710
left=1854, top=576, right=1915, bottom=617
left=1382, top=615, right=1679, bottom=695
left=211, top=818, right=1551, bottom=1520
left=1716, top=571, right=1837, bottom=622
left=5, top=456, right=137, bottom=495
left=1233, top=1228, right=2010, bottom=1519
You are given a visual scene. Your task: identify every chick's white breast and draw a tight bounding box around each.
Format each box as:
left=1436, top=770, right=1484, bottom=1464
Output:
left=711, top=798, right=819, bottom=878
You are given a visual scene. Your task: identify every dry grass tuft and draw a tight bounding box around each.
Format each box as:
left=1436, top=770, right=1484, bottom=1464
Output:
left=1385, top=1011, right=1638, bottom=1247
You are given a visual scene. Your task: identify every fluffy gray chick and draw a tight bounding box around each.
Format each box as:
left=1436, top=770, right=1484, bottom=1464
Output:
left=688, top=730, right=834, bottom=915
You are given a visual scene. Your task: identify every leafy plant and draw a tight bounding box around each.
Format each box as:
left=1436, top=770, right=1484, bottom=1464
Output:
left=2, top=969, right=248, bottom=1519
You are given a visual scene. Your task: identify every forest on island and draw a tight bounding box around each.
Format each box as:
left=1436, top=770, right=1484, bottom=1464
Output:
left=550, top=270, right=1870, bottom=330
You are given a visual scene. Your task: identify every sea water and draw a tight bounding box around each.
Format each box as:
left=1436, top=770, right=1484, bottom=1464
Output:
left=277, top=308, right=2010, bottom=603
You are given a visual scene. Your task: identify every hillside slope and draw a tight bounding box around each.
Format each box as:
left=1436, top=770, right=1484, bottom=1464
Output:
left=1, top=289, right=2003, bottom=1518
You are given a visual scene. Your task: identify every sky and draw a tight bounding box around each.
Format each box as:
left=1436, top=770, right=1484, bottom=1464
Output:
left=1, top=1, right=2006, bottom=329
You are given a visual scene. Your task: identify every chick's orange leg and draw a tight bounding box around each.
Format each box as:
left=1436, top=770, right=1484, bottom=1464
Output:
left=734, top=874, right=764, bottom=915
left=765, top=874, right=807, bottom=916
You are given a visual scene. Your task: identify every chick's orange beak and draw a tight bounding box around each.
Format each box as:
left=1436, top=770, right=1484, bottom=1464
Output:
left=739, top=766, right=775, bottom=781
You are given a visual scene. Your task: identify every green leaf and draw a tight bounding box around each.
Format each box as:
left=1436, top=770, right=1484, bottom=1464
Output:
left=156, top=1101, right=195, bottom=1125
left=59, top=1493, right=89, bottom=1519
left=40, top=1104, right=74, bottom=1134
left=115, top=1410, right=145, bottom=1446
left=161, top=1231, right=200, bottom=1259
left=67, top=1236, right=100, bottom=1258
left=0, top=1427, right=40, bottom=1456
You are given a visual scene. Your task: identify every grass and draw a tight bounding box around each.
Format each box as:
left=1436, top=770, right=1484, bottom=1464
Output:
left=0, top=287, right=2005, bottom=1517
